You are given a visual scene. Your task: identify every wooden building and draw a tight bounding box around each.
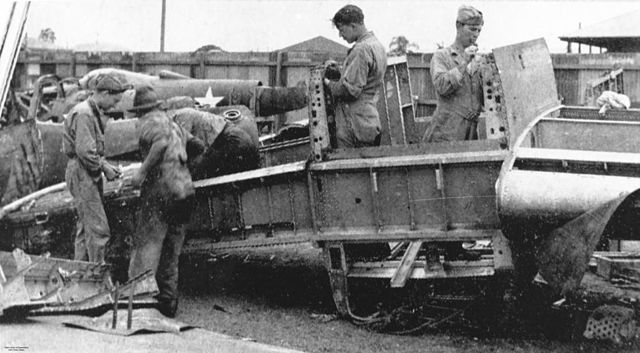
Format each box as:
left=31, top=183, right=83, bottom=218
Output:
left=559, top=10, right=640, bottom=53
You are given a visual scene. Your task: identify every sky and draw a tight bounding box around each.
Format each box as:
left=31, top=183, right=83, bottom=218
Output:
left=19, top=0, right=640, bottom=53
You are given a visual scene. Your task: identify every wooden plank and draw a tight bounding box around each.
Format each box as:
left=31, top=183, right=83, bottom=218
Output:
left=350, top=259, right=494, bottom=280
left=390, top=241, right=422, bottom=288
left=193, top=161, right=306, bottom=188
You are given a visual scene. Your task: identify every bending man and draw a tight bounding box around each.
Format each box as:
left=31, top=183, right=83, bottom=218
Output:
left=128, top=86, right=204, bottom=317
left=170, top=107, right=260, bottom=179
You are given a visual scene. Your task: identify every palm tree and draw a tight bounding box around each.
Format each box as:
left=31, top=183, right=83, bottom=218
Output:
left=389, top=36, right=419, bottom=56
left=38, top=28, right=56, bottom=44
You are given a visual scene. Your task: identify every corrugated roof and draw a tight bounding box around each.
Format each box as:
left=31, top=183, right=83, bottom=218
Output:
left=559, top=9, right=640, bottom=39
left=279, top=36, right=348, bottom=53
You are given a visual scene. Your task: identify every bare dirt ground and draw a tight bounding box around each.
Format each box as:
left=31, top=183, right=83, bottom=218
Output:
left=177, top=244, right=640, bottom=353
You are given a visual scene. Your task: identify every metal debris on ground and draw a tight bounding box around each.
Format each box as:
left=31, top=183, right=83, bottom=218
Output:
left=583, top=305, right=638, bottom=343
left=0, top=249, right=158, bottom=317
left=310, top=313, right=337, bottom=323
left=63, top=308, right=194, bottom=336
left=351, top=301, right=474, bottom=335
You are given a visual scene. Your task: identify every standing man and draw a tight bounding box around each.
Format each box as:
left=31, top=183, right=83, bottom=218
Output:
left=63, top=73, right=126, bottom=262
left=423, top=5, right=484, bottom=143
left=324, top=4, right=387, bottom=148
left=128, top=86, right=201, bottom=318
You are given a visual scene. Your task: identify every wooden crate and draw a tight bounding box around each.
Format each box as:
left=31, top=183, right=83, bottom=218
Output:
left=592, top=252, right=640, bottom=281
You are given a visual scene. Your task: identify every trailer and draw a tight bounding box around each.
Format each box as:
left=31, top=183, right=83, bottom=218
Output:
left=176, top=38, right=640, bottom=319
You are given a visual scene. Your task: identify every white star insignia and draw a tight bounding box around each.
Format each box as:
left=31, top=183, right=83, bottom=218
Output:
left=195, top=87, right=224, bottom=107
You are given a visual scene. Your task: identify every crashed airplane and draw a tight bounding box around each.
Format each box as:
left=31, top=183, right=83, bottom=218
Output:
left=2, top=2, right=640, bottom=343
left=0, top=66, right=309, bottom=206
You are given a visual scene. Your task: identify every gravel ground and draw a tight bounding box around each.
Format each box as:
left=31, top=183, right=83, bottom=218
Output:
left=176, top=243, right=640, bottom=353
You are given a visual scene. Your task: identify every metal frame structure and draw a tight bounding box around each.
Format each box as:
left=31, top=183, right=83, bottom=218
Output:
left=183, top=40, right=640, bottom=316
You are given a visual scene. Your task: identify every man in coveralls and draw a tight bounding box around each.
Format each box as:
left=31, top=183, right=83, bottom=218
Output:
left=63, top=73, right=126, bottom=262
left=324, top=4, right=387, bottom=148
left=424, top=5, right=485, bottom=260
left=128, top=86, right=204, bottom=317
left=423, top=5, right=484, bottom=142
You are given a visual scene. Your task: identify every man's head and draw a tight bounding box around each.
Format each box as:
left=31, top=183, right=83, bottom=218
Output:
left=90, top=74, right=127, bottom=111
left=332, top=5, right=366, bottom=44
left=455, top=5, right=483, bottom=49
left=128, top=85, right=161, bottom=116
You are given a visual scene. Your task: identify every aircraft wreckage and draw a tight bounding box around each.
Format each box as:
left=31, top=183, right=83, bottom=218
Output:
left=3, top=37, right=640, bottom=342
left=0, top=67, right=308, bottom=205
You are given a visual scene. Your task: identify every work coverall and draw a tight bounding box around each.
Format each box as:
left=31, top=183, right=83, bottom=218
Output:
left=423, top=45, right=484, bottom=142
left=63, top=99, right=110, bottom=262
left=172, top=108, right=260, bottom=179
left=128, top=109, right=196, bottom=306
left=326, top=31, right=387, bottom=148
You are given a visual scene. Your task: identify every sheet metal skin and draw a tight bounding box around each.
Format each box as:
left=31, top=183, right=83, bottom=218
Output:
left=0, top=249, right=110, bottom=314
left=496, top=104, right=640, bottom=295
left=0, top=248, right=159, bottom=316
left=0, top=120, right=43, bottom=205
left=497, top=107, right=640, bottom=224
left=491, top=38, right=560, bottom=147
left=0, top=118, right=139, bottom=206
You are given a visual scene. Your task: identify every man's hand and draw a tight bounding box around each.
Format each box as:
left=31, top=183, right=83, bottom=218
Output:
left=466, top=52, right=483, bottom=76
left=323, top=60, right=341, bottom=81
left=464, top=45, right=479, bottom=60
left=103, top=163, right=122, bottom=181
left=131, top=170, right=144, bottom=188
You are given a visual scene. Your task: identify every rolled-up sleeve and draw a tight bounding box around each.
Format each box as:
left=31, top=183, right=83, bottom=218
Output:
left=74, top=114, right=103, bottom=173
left=431, top=51, right=465, bottom=97
left=329, top=46, right=370, bottom=100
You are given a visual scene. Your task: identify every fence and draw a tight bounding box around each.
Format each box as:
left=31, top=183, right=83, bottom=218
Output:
left=14, top=49, right=640, bottom=124
left=14, top=49, right=347, bottom=125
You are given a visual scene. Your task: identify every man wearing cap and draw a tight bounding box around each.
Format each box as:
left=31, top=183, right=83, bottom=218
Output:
left=63, top=73, right=126, bottom=263
left=423, top=5, right=484, bottom=142
left=170, top=107, right=260, bottom=179
left=128, top=85, right=204, bottom=317
left=324, top=4, right=386, bottom=148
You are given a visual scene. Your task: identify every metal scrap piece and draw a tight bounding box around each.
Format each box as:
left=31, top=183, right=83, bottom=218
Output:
left=63, top=308, right=194, bottom=336
left=0, top=249, right=158, bottom=316
left=583, top=305, right=637, bottom=343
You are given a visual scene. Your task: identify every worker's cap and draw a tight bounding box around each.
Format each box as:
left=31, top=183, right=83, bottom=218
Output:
left=91, top=73, right=129, bottom=94
left=128, top=85, right=161, bottom=113
left=457, top=5, right=483, bottom=26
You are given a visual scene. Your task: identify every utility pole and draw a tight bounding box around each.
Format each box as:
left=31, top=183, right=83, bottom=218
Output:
left=160, top=0, right=166, bottom=52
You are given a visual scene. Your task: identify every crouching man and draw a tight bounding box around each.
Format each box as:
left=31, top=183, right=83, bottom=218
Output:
left=128, top=86, right=205, bottom=317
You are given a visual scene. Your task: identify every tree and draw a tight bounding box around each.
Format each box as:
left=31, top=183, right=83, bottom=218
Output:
left=389, top=35, right=419, bottom=56
left=38, top=28, right=56, bottom=44
left=193, top=44, right=224, bottom=54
